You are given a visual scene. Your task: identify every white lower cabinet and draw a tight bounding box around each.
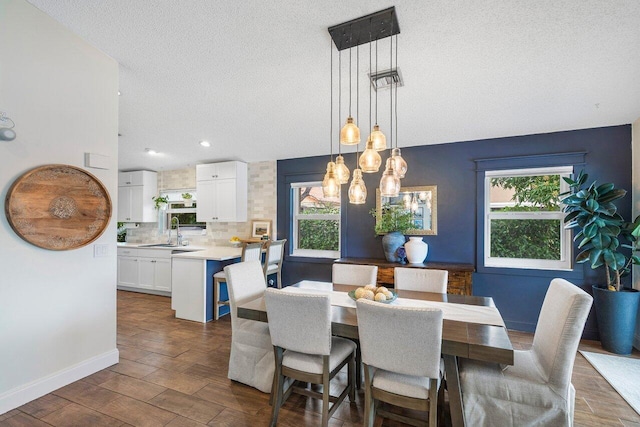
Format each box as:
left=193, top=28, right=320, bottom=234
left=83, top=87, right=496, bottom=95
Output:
left=117, top=248, right=173, bottom=295
left=117, top=255, right=139, bottom=287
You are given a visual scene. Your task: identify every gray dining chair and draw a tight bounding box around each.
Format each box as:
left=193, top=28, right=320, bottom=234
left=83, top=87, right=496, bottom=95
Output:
left=332, top=263, right=378, bottom=286
left=459, top=278, right=593, bottom=426
left=394, top=267, right=448, bottom=293
left=264, top=288, right=356, bottom=427
left=356, top=298, right=444, bottom=427
left=223, top=260, right=274, bottom=393
left=263, top=239, right=286, bottom=288
left=212, top=242, right=263, bottom=320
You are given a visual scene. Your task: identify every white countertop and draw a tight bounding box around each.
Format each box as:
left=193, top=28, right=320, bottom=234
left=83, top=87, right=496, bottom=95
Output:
left=117, top=242, right=206, bottom=252
left=171, top=247, right=242, bottom=261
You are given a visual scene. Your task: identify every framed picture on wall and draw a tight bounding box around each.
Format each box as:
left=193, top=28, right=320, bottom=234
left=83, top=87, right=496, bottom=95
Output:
left=251, top=219, right=272, bottom=238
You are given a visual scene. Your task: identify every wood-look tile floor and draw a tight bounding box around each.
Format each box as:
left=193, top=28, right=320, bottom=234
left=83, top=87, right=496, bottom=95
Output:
left=3, top=290, right=640, bottom=426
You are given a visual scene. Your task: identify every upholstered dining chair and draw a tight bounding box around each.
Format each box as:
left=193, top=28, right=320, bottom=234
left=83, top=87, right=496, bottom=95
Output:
left=223, top=260, right=274, bottom=393
left=459, top=278, right=593, bottom=426
left=212, top=242, right=263, bottom=320
left=264, top=288, right=356, bottom=427
left=332, top=263, right=378, bottom=286
left=263, top=239, right=286, bottom=288
left=356, top=299, right=444, bottom=427
left=394, top=267, right=448, bottom=293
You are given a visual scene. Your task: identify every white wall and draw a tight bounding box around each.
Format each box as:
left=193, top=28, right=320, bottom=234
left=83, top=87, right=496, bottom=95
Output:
left=0, top=0, right=119, bottom=413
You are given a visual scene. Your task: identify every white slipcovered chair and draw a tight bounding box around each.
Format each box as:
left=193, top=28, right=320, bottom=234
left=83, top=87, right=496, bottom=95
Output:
left=394, top=267, right=448, bottom=293
left=459, top=278, right=593, bottom=426
left=356, top=299, right=444, bottom=427
left=332, top=263, right=378, bottom=286
left=213, top=242, right=263, bottom=320
left=223, top=260, right=274, bottom=393
left=263, top=239, right=286, bottom=288
left=264, top=288, right=356, bottom=427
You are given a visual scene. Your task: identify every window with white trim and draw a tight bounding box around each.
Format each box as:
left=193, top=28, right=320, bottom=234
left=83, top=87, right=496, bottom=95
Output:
left=484, top=166, right=572, bottom=270
left=162, top=190, right=206, bottom=235
left=291, top=182, right=341, bottom=258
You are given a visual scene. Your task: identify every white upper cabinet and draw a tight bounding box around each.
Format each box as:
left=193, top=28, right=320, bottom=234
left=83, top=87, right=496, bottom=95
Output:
left=196, top=161, right=247, bottom=222
left=196, top=161, right=238, bottom=181
left=117, top=170, right=157, bottom=222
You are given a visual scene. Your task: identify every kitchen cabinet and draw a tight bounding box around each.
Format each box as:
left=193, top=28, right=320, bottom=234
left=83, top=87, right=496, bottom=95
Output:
left=118, top=170, right=157, bottom=222
left=117, top=249, right=139, bottom=288
left=196, top=161, right=247, bottom=222
left=117, top=247, right=172, bottom=295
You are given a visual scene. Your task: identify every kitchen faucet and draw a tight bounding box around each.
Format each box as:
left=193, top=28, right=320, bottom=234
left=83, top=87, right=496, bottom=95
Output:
left=168, top=216, right=182, bottom=245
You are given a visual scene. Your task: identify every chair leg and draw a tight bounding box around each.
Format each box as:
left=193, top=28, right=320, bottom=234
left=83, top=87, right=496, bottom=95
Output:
left=428, top=378, right=438, bottom=427
left=213, top=277, right=221, bottom=320
left=270, top=347, right=285, bottom=427
left=355, top=340, right=362, bottom=389
left=363, top=363, right=375, bottom=427
left=321, top=355, right=330, bottom=427
left=348, top=352, right=356, bottom=401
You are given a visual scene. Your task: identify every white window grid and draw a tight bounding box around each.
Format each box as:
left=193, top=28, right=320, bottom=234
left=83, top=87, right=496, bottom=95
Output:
left=291, top=182, right=341, bottom=259
left=484, top=166, right=573, bottom=271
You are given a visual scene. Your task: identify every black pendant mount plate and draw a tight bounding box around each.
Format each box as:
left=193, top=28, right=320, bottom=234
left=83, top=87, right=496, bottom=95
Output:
left=328, top=7, right=400, bottom=51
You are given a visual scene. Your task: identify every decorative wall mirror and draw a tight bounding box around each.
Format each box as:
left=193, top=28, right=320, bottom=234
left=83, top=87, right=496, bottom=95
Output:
left=375, top=185, right=437, bottom=235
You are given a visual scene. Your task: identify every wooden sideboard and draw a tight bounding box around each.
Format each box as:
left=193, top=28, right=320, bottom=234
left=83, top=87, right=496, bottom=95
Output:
left=334, top=258, right=474, bottom=296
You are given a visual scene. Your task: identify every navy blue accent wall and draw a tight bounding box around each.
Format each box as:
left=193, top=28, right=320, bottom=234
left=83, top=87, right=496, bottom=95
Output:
left=277, top=125, right=632, bottom=339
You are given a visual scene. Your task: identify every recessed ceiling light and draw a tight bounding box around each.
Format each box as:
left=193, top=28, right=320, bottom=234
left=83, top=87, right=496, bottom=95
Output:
left=118, top=91, right=121, bottom=96
left=199, top=141, right=211, bottom=147
left=145, top=148, right=161, bottom=155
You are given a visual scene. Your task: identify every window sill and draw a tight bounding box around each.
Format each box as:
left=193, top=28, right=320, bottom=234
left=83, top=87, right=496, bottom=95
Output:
left=476, top=264, right=582, bottom=279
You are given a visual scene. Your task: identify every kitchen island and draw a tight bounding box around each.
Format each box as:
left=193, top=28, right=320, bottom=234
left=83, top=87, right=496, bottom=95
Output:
left=171, top=247, right=242, bottom=322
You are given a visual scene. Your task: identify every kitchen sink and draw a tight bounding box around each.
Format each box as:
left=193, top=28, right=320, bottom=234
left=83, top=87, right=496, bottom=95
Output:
left=139, top=243, right=179, bottom=248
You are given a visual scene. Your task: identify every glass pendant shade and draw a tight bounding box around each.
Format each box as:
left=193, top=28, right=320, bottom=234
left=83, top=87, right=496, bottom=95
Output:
left=410, top=195, right=419, bottom=212
left=391, top=147, right=408, bottom=179
left=340, top=116, right=360, bottom=145
left=380, top=158, right=401, bottom=197
left=359, top=137, right=382, bottom=173
left=334, top=155, right=350, bottom=184
left=322, top=161, right=340, bottom=198
left=348, top=168, right=367, bottom=204
left=370, top=125, right=387, bottom=151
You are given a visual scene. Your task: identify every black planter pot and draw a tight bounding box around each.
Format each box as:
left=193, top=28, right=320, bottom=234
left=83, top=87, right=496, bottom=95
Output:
left=592, top=285, right=640, bottom=355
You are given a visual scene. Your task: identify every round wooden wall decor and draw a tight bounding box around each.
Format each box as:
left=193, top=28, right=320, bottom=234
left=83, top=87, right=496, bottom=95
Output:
left=5, top=164, right=112, bottom=250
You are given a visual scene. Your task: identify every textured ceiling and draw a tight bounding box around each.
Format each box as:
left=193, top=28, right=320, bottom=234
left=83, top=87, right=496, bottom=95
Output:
left=26, top=0, right=640, bottom=172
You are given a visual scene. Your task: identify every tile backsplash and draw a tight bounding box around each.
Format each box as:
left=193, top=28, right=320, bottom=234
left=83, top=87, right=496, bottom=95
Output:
left=125, top=161, right=277, bottom=246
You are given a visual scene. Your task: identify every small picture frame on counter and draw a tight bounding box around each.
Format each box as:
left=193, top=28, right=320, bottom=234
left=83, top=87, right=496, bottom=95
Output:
left=251, top=219, right=272, bottom=239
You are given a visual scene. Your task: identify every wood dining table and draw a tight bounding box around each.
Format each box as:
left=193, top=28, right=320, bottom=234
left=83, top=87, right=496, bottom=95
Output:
left=236, top=280, right=514, bottom=427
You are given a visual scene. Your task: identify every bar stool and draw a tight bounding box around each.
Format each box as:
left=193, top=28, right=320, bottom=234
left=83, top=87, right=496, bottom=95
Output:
left=212, top=242, right=263, bottom=320
left=263, top=239, right=286, bottom=288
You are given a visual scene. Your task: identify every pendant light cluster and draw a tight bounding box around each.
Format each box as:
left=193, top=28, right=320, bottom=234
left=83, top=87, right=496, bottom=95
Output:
left=323, top=7, right=407, bottom=203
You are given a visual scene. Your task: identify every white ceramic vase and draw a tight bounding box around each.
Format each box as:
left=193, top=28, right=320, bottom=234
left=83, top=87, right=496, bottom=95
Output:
left=405, top=237, right=428, bottom=264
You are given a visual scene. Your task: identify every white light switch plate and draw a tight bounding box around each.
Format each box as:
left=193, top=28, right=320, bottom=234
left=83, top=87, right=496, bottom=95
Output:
left=94, top=244, right=109, bottom=257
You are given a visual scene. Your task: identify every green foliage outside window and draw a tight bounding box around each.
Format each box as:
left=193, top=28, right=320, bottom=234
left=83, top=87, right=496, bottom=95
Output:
left=490, top=175, right=562, bottom=260
left=298, top=218, right=340, bottom=250
left=297, top=189, right=340, bottom=251
left=490, top=219, right=561, bottom=259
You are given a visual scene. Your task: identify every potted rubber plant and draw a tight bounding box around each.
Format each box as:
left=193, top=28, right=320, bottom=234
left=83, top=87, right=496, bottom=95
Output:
left=561, top=170, right=640, bottom=354
left=370, top=204, right=414, bottom=262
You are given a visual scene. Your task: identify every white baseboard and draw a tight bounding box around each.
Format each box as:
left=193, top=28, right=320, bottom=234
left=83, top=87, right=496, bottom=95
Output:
left=0, top=348, right=119, bottom=415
